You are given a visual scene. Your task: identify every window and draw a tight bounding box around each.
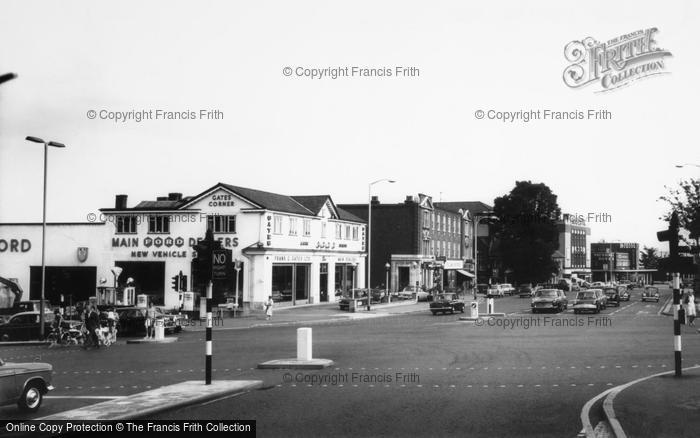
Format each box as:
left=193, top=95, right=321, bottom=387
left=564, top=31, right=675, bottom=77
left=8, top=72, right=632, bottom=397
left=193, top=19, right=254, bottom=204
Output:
left=273, top=215, right=283, bottom=234
left=289, top=217, right=298, bottom=235
left=303, top=219, right=311, bottom=237
left=116, top=215, right=137, bottom=234
left=345, top=225, right=351, bottom=240
left=148, top=215, right=170, bottom=234
left=321, top=222, right=327, bottom=238
left=207, top=215, right=236, bottom=233
left=352, top=226, right=359, bottom=241
left=423, top=210, right=429, bottom=228
left=335, top=224, right=342, bottom=239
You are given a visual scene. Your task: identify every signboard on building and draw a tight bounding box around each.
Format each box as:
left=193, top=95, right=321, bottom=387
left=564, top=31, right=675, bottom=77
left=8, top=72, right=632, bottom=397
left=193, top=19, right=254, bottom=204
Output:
left=212, top=249, right=229, bottom=280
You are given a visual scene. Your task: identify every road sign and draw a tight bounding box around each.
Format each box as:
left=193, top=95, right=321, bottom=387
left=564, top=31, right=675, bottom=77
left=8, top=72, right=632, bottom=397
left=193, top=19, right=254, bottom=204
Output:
left=212, top=250, right=229, bottom=280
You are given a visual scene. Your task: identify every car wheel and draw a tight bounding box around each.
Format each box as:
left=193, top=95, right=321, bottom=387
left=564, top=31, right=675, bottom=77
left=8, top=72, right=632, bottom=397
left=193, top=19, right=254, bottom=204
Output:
left=18, top=382, right=43, bottom=412
left=1, top=333, right=9, bottom=342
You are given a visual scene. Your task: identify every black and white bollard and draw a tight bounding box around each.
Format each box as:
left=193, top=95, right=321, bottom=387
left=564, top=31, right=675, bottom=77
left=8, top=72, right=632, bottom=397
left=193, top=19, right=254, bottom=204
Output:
left=206, top=280, right=213, bottom=385
left=672, top=273, right=682, bottom=377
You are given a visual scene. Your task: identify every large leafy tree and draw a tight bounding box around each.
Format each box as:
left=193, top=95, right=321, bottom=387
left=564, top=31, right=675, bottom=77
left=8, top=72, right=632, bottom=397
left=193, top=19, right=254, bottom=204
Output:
left=492, top=181, right=562, bottom=284
left=660, top=178, right=700, bottom=247
left=640, top=246, right=660, bottom=269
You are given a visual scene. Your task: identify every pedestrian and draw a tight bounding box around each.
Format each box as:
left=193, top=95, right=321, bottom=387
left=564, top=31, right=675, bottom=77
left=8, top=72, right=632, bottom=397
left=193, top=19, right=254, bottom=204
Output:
left=265, top=296, right=273, bottom=321
left=145, top=302, right=156, bottom=339
left=107, top=307, right=118, bottom=343
left=51, top=308, right=64, bottom=344
left=86, top=305, right=100, bottom=348
left=685, top=290, right=696, bottom=327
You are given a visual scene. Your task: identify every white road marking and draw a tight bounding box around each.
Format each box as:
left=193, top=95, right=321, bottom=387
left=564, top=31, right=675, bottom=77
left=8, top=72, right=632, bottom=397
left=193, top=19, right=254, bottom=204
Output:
left=46, top=396, right=126, bottom=400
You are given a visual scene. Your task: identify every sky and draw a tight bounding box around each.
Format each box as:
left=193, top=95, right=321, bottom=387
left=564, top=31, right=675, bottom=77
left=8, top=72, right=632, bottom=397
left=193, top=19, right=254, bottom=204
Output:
left=1, top=0, right=699, bottom=251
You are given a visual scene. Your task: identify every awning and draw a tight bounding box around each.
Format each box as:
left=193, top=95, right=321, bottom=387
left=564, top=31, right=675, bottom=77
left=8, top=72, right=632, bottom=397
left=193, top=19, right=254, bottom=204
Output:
left=457, top=270, right=474, bottom=278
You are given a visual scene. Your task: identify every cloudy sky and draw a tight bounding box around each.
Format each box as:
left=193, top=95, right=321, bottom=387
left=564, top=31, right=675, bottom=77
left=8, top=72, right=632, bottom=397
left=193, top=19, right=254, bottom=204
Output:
left=1, top=0, right=698, bottom=250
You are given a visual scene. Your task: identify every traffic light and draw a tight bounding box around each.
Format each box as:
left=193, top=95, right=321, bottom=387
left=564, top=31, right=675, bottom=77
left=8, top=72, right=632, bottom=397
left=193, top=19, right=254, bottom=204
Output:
left=171, top=274, right=180, bottom=291
left=179, top=273, right=188, bottom=292
left=657, top=211, right=680, bottom=271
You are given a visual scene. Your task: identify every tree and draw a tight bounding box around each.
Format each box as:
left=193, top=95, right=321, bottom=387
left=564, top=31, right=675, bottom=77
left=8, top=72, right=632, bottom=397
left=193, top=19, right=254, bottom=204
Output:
left=639, top=246, right=660, bottom=269
left=660, top=178, right=700, bottom=247
left=492, top=181, right=561, bottom=284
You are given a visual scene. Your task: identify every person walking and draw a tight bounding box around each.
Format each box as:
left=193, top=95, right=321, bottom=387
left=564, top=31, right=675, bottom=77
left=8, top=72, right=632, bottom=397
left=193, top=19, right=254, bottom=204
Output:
left=265, top=296, right=273, bottom=321
left=85, top=305, right=100, bottom=349
left=685, top=290, right=696, bottom=327
left=145, top=302, right=156, bottom=339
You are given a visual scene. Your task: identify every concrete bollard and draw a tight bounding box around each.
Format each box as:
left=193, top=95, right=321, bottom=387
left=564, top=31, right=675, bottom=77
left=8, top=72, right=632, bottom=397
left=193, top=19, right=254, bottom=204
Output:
left=154, top=319, right=165, bottom=340
left=487, top=298, right=494, bottom=314
left=470, top=301, right=479, bottom=318
left=297, top=327, right=312, bottom=361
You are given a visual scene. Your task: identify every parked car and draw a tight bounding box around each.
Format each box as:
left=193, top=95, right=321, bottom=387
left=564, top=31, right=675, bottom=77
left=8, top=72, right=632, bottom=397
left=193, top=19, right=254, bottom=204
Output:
left=618, top=285, right=630, bottom=301
left=641, top=286, right=660, bottom=303
left=430, top=293, right=466, bottom=315
left=573, top=289, right=605, bottom=314
left=116, top=307, right=181, bottom=336
left=400, top=286, right=429, bottom=302
left=603, top=287, right=620, bottom=307
left=0, top=311, right=56, bottom=342
left=0, top=357, right=53, bottom=412
left=518, top=284, right=534, bottom=298
left=590, top=282, right=605, bottom=288
left=486, top=284, right=504, bottom=298
left=531, top=289, right=568, bottom=313
left=338, top=294, right=368, bottom=311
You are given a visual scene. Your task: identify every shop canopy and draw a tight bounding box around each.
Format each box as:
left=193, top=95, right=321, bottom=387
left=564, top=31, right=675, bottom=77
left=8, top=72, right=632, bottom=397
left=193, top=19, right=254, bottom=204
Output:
left=457, top=270, right=474, bottom=278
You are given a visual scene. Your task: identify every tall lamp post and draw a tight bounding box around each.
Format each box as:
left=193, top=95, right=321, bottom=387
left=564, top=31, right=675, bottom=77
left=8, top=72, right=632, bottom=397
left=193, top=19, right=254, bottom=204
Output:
left=367, top=178, right=395, bottom=310
left=675, top=163, right=700, bottom=168
left=385, top=262, right=390, bottom=303
left=26, top=136, right=66, bottom=339
left=473, top=215, right=498, bottom=295
left=0, top=73, right=17, bottom=87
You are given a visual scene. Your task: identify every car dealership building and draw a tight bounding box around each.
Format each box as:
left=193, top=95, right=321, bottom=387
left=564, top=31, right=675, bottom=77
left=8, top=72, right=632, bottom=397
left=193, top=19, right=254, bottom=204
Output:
left=0, top=183, right=366, bottom=311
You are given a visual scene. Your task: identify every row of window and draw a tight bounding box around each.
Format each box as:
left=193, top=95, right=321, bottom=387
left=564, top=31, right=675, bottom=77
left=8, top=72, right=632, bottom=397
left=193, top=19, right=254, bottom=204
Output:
left=424, top=240, right=461, bottom=259
left=423, top=210, right=462, bottom=235
left=116, top=214, right=238, bottom=234
left=273, top=215, right=360, bottom=240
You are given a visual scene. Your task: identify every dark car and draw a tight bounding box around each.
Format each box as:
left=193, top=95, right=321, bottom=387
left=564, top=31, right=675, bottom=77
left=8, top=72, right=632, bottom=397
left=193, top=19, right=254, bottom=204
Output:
left=531, top=289, right=568, bottom=313
left=518, top=284, right=534, bottom=298
left=641, top=286, right=660, bottom=303
left=618, top=285, right=630, bottom=301
left=0, top=357, right=54, bottom=412
left=476, top=284, right=489, bottom=295
left=338, top=289, right=383, bottom=310
left=0, top=311, right=55, bottom=342
left=603, top=287, right=620, bottom=307
left=573, top=289, right=605, bottom=314
left=116, top=307, right=181, bottom=336
left=430, top=293, right=465, bottom=315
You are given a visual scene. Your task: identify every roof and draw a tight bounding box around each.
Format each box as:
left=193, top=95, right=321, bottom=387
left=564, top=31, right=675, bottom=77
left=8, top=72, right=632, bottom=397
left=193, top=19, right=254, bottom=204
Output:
left=219, top=183, right=312, bottom=216
left=291, top=195, right=330, bottom=215
left=434, top=201, right=493, bottom=215
left=133, top=200, right=184, bottom=209
left=336, top=207, right=366, bottom=223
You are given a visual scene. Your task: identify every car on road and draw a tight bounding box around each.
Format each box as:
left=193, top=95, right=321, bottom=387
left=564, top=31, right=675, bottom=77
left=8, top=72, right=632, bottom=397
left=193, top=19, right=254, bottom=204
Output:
left=486, top=284, right=505, bottom=298
left=400, top=286, right=429, bottom=301
left=500, top=284, right=515, bottom=296
left=476, top=284, right=489, bottom=295
left=518, top=284, right=534, bottom=298
left=573, top=289, right=605, bottom=314
left=531, top=289, right=568, bottom=313
left=590, top=282, right=605, bottom=288
left=0, top=357, right=54, bottom=412
left=0, top=311, right=56, bottom=342
left=618, top=285, right=630, bottom=301
left=116, top=307, right=181, bottom=336
left=641, top=286, right=660, bottom=303
left=603, top=287, right=621, bottom=307
left=430, top=293, right=466, bottom=315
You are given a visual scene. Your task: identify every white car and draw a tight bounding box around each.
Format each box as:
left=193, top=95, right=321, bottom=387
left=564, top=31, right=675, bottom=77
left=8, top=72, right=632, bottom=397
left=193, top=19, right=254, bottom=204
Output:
left=500, top=284, right=515, bottom=296
left=486, top=285, right=505, bottom=298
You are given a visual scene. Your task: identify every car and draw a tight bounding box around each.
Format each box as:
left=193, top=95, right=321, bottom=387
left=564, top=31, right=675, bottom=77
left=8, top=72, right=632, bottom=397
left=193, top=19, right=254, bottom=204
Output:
left=518, top=284, right=534, bottom=298
left=590, top=282, right=605, bottom=288
left=400, top=286, right=429, bottom=301
left=0, top=311, right=55, bottom=342
left=116, top=307, right=181, bottom=336
left=641, top=286, right=660, bottom=303
left=501, top=284, right=515, bottom=296
left=430, top=293, right=466, bottom=315
left=618, top=285, right=630, bottom=301
left=557, top=279, right=572, bottom=292
left=486, top=284, right=504, bottom=298
left=531, top=289, right=568, bottom=313
left=338, top=294, right=368, bottom=311
left=476, top=284, right=489, bottom=295
left=603, top=287, right=621, bottom=307
left=573, top=289, right=605, bottom=314
left=0, top=357, right=54, bottom=412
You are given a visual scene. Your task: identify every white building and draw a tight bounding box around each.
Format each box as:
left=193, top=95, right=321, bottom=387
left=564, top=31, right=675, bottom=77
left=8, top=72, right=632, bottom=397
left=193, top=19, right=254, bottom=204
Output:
left=0, top=183, right=366, bottom=311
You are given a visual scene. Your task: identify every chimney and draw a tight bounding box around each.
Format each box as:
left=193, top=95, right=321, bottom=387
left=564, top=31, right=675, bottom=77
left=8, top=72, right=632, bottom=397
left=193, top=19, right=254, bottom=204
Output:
left=156, top=196, right=168, bottom=201
left=371, top=196, right=380, bottom=206
left=168, top=192, right=183, bottom=201
left=115, top=194, right=127, bottom=210
left=404, top=195, right=414, bottom=204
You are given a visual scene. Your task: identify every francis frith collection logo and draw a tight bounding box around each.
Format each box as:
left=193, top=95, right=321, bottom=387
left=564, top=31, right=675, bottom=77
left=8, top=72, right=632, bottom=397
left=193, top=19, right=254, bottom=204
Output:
left=563, top=28, right=672, bottom=92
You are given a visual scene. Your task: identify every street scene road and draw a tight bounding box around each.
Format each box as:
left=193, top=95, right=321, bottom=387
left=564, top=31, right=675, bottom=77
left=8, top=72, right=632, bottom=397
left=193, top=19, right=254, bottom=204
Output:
left=3, top=286, right=698, bottom=437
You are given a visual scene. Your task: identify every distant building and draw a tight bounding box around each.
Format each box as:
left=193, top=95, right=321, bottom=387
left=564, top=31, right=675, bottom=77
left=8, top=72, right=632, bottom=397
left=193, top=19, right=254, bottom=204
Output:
left=554, top=214, right=592, bottom=282
left=590, top=242, right=656, bottom=283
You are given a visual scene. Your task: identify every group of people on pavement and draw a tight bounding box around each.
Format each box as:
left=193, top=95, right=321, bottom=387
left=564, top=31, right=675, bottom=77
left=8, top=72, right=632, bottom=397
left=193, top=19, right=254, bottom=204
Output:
left=682, top=289, right=698, bottom=328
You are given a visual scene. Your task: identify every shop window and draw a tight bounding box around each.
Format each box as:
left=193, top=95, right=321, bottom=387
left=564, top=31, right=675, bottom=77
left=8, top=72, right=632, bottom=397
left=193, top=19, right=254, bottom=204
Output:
left=116, top=215, right=137, bottom=234
left=207, top=215, right=236, bottom=233
left=289, top=217, right=298, bottom=235
left=303, top=219, right=311, bottom=236
left=273, top=215, right=283, bottom=234
left=148, top=215, right=170, bottom=234
left=321, top=222, right=327, bottom=238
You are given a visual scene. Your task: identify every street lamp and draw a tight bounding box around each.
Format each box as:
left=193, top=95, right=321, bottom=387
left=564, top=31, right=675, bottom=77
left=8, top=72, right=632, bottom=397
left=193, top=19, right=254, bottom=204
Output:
left=675, top=163, right=700, bottom=168
left=0, top=73, right=17, bottom=86
left=385, top=262, right=390, bottom=303
left=367, top=178, right=395, bottom=310
left=473, top=215, right=498, bottom=296
left=234, top=259, right=242, bottom=314
left=26, top=136, right=66, bottom=339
